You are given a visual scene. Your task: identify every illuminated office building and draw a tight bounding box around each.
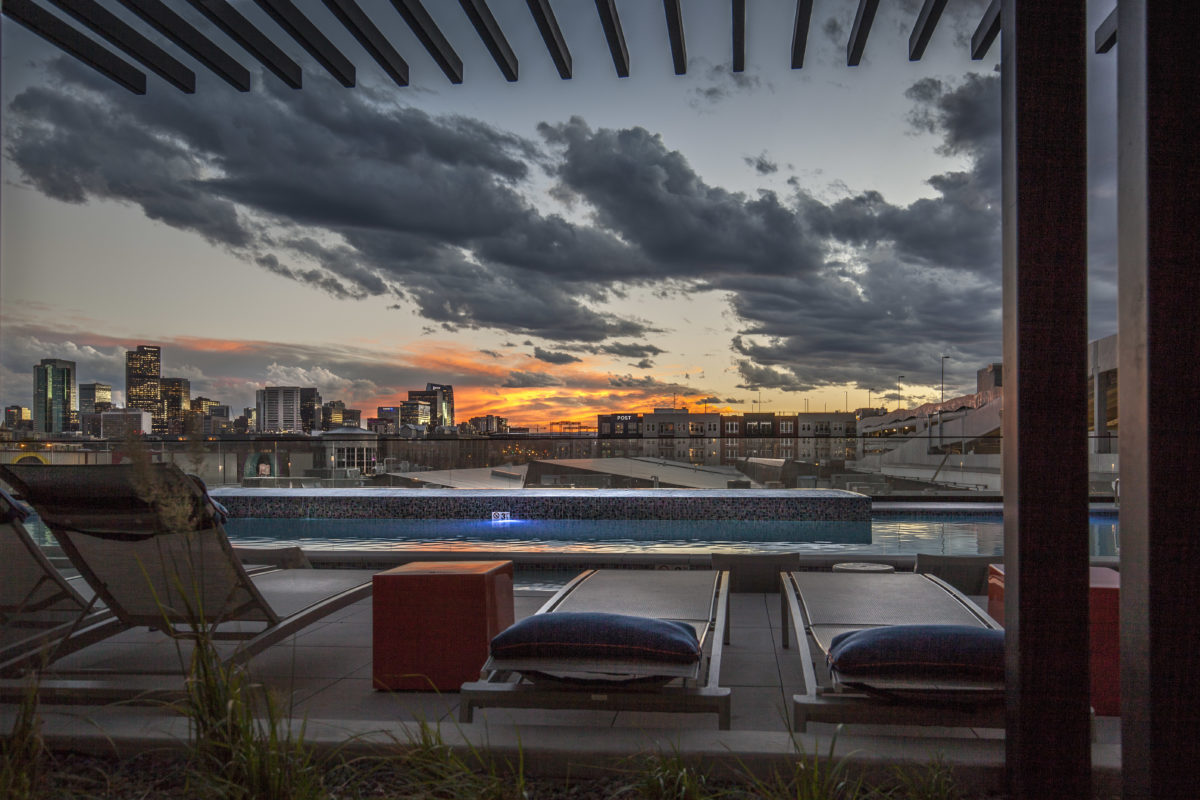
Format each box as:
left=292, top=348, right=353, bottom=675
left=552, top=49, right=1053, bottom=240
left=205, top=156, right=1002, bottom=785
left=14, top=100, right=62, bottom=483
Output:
left=125, top=345, right=162, bottom=433
left=78, top=382, right=112, bottom=414
left=32, top=358, right=76, bottom=435
left=407, top=383, right=454, bottom=428
left=160, top=377, right=191, bottom=435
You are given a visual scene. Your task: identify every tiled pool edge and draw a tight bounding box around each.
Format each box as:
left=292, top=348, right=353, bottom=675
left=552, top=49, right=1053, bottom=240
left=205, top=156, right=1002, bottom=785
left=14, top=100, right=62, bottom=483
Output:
left=210, top=488, right=870, bottom=521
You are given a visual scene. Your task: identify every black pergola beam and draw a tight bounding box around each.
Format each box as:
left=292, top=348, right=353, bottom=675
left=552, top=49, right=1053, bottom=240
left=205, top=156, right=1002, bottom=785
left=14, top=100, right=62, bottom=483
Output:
left=47, top=0, right=194, bottom=92
left=1001, top=1, right=1092, bottom=796
left=732, top=0, right=745, bottom=72
left=254, top=0, right=354, bottom=87
left=847, top=0, right=879, bottom=66
left=1118, top=3, right=1200, bottom=796
left=116, top=0, right=250, bottom=91
left=1095, top=6, right=1117, bottom=54
left=2, top=0, right=146, bottom=93
left=595, top=0, right=630, bottom=78
left=525, top=0, right=571, bottom=79
left=186, top=0, right=302, bottom=88
left=790, top=0, right=813, bottom=68
left=972, top=0, right=1000, bottom=60
left=388, top=0, right=463, bottom=84
left=322, top=0, right=408, bottom=87
left=458, top=0, right=518, bottom=81
left=662, top=0, right=686, bottom=75
left=909, top=0, right=948, bottom=61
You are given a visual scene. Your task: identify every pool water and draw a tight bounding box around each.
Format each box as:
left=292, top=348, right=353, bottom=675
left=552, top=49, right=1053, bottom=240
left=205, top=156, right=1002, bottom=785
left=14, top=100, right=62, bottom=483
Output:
left=220, top=513, right=1120, bottom=558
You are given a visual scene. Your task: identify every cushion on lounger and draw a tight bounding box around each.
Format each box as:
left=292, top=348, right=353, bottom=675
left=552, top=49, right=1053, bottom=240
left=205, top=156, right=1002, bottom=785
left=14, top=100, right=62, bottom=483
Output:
left=827, top=625, right=1004, bottom=681
left=490, top=612, right=701, bottom=664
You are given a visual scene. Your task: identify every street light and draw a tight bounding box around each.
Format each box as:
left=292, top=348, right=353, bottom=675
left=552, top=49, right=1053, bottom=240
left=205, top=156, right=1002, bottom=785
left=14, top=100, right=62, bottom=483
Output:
left=940, top=355, right=950, bottom=403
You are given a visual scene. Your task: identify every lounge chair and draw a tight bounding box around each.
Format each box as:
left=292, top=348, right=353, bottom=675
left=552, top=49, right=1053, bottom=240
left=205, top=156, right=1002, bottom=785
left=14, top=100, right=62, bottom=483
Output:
left=460, top=569, right=731, bottom=729
left=0, top=488, right=126, bottom=676
left=914, top=552, right=1003, bottom=597
left=780, top=571, right=1004, bottom=732
left=0, top=463, right=375, bottom=671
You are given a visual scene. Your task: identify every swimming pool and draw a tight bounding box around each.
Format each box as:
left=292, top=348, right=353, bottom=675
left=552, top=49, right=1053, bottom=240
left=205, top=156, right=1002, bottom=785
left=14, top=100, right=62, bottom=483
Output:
left=221, top=512, right=1120, bottom=558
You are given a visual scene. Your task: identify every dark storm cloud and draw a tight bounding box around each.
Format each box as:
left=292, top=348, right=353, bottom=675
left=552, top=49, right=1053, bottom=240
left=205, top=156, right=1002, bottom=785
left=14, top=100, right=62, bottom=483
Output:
left=532, top=347, right=581, bottom=365
left=595, top=342, right=666, bottom=359
left=501, top=371, right=564, bottom=389
left=4, top=57, right=654, bottom=345
left=539, top=118, right=823, bottom=278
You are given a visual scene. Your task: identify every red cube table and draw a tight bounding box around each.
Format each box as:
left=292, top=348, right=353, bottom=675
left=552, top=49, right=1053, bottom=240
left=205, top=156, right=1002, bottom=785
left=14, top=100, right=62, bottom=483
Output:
left=373, top=561, right=514, bottom=692
left=988, top=564, right=1121, bottom=715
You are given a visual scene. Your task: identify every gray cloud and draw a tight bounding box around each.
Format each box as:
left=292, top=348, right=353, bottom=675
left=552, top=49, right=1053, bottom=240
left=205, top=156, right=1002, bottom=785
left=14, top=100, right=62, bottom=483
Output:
left=744, top=154, right=779, bottom=175
left=501, top=371, right=564, bottom=389
left=532, top=347, right=581, bottom=365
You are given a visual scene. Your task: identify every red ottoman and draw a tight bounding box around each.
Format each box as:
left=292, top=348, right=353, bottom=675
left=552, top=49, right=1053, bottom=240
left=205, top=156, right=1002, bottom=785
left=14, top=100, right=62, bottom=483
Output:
left=373, top=561, right=514, bottom=691
left=987, top=564, right=1121, bottom=715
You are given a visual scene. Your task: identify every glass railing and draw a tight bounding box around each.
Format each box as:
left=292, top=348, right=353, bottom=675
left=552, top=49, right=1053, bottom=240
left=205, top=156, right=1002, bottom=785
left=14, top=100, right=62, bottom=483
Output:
left=0, top=432, right=1120, bottom=499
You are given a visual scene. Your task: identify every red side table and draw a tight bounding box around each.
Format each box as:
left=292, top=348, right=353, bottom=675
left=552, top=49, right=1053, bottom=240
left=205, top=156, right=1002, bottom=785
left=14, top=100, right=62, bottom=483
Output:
left=988, top=564, right=1121, bottom=715
left=373, top=561, right=514, bottom=691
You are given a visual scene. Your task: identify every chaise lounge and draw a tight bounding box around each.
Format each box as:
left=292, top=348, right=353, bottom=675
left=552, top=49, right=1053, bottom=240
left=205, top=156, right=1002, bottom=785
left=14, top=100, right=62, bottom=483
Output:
left=780, top=570, right=1004, bottom=732
left=0, top=463, right=376, bottom=678
left=460, top=568, right=732, bottom=729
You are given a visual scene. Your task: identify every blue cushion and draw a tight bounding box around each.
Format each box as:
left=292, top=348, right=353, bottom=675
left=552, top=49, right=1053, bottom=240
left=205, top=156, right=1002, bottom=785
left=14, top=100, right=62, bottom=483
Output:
left=490, top=612, right=701, bottom=664
left=827, top=625, right=1004, bottom=681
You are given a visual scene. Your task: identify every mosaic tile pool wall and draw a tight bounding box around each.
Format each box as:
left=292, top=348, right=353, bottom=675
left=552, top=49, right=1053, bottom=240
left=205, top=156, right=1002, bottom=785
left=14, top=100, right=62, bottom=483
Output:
left=209, top=488, right=870, bottom=522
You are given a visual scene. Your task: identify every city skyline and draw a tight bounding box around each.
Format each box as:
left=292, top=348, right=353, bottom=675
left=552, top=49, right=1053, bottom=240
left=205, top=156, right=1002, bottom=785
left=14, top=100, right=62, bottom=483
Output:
left=1, top=1, right=1120, bottom=426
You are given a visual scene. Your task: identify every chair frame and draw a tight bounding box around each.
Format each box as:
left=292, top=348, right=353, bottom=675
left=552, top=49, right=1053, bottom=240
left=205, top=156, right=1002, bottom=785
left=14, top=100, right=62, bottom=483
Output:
left=780, top=570, right=1004, bottom=732
left=460, top=569, right=732, bottom=729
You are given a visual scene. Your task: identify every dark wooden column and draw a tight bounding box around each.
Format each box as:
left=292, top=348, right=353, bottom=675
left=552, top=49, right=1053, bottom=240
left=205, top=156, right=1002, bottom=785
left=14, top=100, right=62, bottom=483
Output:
left=1117, top=3, right=1200, bottom=797
left=1000, top=1, right=1091, bottom=796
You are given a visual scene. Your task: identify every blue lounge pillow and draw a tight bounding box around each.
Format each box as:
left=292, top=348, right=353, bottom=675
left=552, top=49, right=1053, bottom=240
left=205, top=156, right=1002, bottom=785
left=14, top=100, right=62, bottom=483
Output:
left=490, top=612, right=701, bottom=664
left=827, top=625, right=1004, bottom=681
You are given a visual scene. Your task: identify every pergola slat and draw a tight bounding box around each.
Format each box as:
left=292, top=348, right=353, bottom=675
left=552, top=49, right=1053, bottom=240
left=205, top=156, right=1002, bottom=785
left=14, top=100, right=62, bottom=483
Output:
left=847, top=0, right=879, bottom=67
left=908, top=0, right=948, bottom=61
left=115, top=0, right=250, bottom=91
left=525, top=0, right=571, bottom=79
left=254, top=0, right=355, bottom=87
left=48, top=0, right=194, bottom=92
left=322, top=0, right=408, bottom=87
left=388, top=0, right=463, bottom=84
left=732, top=0, right=745, bottom=72
left=458, top=0, right=518, bottom=81
left=2, top=0, right=146, bottom=94
left=790, top=0, right=813, bottom=69
left=971, top=0, right=1000, bottom=60
left=185, top=0, right=302, bottom=88
left=663, top=0, right=685, bottom=75
left=595, top=0, right=630, bottom=78
left=1095, top=7, right=1116, bottom=54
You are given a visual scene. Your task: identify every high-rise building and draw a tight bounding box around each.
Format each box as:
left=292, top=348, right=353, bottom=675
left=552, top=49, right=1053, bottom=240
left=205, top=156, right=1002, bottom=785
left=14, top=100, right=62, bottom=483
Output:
left=322, top=400, right=345, bottom=430
left=126, top=345, right=162, bottom=433
left=78, top=382, right=112, bottom=414
left=300, top=388, right=323, bottom=433
left=191, top=396, right=220, bottom=415
left=400, top=400, right=431, bottom=426
left=33, top=358, right=76, bottom=434
left=256, top=387, right=302, bottom=433
left=160, top=377, right=191, bottom=435
left=407, top=383, right=454, bottom=428
left=5, top=406, right=32, bottom=430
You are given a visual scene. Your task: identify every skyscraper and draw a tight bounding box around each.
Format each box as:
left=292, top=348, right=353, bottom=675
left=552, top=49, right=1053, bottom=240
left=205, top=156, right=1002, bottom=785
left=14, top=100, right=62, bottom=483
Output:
left=407, top=383, right=454, bottom=428
left=126, top=345, right=162, bottom=433
left=32, top=358, right=76, bottom=434
left=256, top=387, right=302, bottom=433
left=300, top=388, right=323, bottom=433
left=160, top=377, right=191, bottom=435
left=79, top=382, right=112, bottom=414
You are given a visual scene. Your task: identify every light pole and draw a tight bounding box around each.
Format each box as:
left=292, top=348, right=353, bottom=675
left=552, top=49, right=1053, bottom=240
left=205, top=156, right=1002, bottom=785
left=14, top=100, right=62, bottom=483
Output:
left=940, top=355, right=949, bottom=403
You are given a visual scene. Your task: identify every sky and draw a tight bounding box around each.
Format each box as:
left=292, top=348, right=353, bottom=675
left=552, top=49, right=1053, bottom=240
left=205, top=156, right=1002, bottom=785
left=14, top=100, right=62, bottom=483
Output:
left=1, top=0, right=1119, bottom=428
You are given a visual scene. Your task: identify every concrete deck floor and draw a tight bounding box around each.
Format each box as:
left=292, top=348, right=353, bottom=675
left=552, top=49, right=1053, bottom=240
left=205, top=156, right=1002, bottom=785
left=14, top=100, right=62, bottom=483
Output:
left=3, top=588, right=1122, bottom=795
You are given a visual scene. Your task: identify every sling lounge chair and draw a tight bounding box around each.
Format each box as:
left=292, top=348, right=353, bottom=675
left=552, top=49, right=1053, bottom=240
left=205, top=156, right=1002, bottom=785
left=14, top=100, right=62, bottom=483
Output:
left=780, top=571, right=1004, bottom=732
left=460, top=569, right=731, bottom=729
left=0, top=488, right=125, bottom=676
left=0, top=464, right=375, bottom=672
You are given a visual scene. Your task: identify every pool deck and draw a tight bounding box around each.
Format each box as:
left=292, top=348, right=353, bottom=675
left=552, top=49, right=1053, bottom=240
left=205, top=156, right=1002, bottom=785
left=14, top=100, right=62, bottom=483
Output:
left=1, top=582, right=1121, bottom=796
